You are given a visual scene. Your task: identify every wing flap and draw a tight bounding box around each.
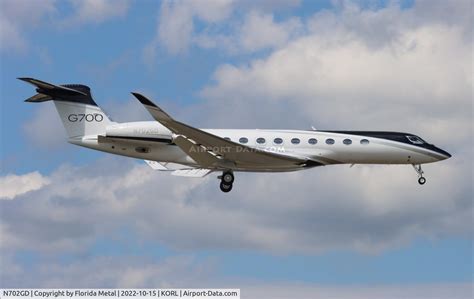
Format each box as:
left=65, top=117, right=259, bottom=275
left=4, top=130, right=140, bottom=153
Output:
left=171, top=168, right=212, bottom=177
left=144, top=160, right=169, bottom=170
left=145, top=160, right=201, bottom=171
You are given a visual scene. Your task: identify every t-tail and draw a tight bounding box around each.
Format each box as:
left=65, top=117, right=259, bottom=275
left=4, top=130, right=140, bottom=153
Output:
left=19, top=78, right=115, bottom=141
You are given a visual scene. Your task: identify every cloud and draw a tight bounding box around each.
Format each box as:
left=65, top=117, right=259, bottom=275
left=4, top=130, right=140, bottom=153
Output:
left=155, top=2, right=194, bottom=55
left=145, top=0, right=303, bottom=60
left=412, top=0, right=472, bottom=33
left=195, top=10, right=304, bottom=54
left=0, top=0, right=130, bottom=53
left=0, top=171, right=50, bottom=200
left=0, top=0, right=56, bottom=52
left=23, top=103, right=67, bottom=149
left=244, top=282, right=473, bottom=299
left=2, top=245, right=471, bottom=299
left=0, top=152, right=471, bottom=255
left=236, top=0, right=301, bottom=12
left=64, top=0, right=130, bottom=26
left=144, top=0, right=234, bottom=59
left=0, top=254, right=217, bottom=288
left=200, top=2, right=472, bottom=145
left=238, top=11, right=303, bottom=52
left=0, top=157, right=471, bottom=289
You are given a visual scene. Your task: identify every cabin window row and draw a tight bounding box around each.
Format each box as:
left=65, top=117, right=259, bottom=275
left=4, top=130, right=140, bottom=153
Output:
left=234, top=137, right=370, bottom=145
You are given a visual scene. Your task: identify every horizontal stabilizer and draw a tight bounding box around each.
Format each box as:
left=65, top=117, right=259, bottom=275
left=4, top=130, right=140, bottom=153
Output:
left=25, top=93, right=53, bottom=103
left=18, top=77, right=97, bottom=106
left=19, top=77, right=87, bottom=96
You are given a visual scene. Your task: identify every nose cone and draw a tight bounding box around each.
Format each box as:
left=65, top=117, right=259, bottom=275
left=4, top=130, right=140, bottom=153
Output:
left=434, top=146, right=452, bottom=160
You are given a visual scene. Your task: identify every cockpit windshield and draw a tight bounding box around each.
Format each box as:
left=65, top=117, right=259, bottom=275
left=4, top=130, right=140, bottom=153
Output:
left=406, top=135, right=425, bottom=144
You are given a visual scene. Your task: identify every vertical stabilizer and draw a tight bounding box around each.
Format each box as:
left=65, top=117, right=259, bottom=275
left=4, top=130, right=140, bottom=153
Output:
left=19, top=77, right=114, bottom=139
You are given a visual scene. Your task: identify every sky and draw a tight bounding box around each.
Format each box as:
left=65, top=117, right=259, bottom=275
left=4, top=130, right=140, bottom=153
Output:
left=0, top=0, right=472, bottom=298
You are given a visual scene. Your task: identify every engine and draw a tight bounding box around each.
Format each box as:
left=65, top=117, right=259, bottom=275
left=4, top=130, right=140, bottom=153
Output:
left=105, top=121, right=173, bottom=142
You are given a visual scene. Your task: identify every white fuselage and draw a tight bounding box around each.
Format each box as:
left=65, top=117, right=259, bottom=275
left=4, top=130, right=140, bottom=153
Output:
left=70, top=121, right=449, bottom=172
left=20, top=77, right=450, bottom=191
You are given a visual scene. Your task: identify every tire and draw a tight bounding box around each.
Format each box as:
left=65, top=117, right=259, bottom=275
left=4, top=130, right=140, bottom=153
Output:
left=220, top=182, right=233, bottom=192
left=222, top=172, right=234, bottom=184
left=418, top=177, right=426, bottom=185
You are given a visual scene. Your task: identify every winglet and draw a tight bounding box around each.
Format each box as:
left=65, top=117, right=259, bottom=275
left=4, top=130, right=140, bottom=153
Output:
left=131, top=92, right=173, bottom=122
left=131, top=92, right=158, bottom=107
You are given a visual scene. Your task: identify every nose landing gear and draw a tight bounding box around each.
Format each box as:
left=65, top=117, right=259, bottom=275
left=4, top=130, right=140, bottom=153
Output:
left=412, top=164, right=426, bottom=185
left=218, top=171, right=234, bottom=192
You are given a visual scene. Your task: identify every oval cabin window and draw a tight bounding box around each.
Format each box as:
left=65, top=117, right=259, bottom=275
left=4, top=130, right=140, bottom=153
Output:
left=343, top=139, right=352, bottom=145
left=291, top=138, right=300, bottom=144
left=239, top=137, right=248, bottom=144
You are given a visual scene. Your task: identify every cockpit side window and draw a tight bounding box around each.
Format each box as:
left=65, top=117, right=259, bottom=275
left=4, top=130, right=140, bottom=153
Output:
left=406, top=136, right=425, bottom=144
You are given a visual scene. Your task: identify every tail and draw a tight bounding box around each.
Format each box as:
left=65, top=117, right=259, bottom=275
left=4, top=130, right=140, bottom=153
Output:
left=19, top=77, right=114, bottom=139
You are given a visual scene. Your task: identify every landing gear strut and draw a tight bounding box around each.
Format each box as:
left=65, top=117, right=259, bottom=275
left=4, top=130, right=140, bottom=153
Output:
left=412, top=164, right=426, bottom=185
left=219, top=171, right=234, bottom=192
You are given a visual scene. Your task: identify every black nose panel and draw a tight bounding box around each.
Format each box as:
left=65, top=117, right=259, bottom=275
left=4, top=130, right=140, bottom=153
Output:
left=432, top=146, right=451, bottom=158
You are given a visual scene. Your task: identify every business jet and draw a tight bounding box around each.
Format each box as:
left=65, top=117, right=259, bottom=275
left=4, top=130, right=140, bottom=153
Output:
left=20, top=78, right=451, bottom=192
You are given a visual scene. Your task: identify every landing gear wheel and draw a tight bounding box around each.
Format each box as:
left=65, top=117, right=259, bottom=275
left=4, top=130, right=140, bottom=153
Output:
left=219, top=170, right=235, bottom=192
left=222, top=172, right=234, bottom=184
left=412, top=164, right=427, bottom=186
left=220, top=182, right=233, bottom=193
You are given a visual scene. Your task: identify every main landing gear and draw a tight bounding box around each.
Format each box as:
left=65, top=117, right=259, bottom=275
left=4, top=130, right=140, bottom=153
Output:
left=412, top=164, right=426, bottom=185
left=218, top=171, right=234, bottom=193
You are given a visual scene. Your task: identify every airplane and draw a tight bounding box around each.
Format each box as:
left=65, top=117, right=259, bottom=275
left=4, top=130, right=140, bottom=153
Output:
left=19, top=77, right=451, bottom=193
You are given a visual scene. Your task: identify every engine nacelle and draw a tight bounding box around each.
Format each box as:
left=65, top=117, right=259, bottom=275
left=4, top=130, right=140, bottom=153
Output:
left=105, top=121, right=172, bottom=141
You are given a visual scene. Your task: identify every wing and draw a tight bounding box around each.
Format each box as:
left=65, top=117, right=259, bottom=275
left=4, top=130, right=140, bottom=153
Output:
left=132, top=93, right=314, bottom=171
